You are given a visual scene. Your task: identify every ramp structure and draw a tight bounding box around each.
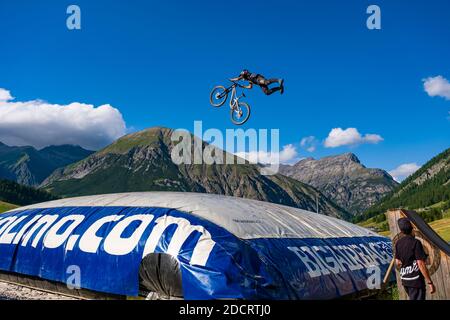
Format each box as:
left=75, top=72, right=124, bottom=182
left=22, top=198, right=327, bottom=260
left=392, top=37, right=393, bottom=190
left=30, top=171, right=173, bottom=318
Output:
left=386, top=209, right=450, bottom=300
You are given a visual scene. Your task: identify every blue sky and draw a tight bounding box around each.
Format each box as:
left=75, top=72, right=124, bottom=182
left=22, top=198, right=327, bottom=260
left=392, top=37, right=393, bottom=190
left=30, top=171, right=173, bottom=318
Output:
left=0, top=0, right=449, bottom=180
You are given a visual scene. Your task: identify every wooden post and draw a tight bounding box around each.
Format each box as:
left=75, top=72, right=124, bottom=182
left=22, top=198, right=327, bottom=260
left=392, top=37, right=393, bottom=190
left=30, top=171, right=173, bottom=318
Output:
left=386, top=209, right=450, bottom=300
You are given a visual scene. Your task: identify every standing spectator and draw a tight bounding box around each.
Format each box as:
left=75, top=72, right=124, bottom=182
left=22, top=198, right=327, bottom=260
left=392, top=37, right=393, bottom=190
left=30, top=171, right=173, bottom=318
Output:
left=395, top=218, right=436, bottom=300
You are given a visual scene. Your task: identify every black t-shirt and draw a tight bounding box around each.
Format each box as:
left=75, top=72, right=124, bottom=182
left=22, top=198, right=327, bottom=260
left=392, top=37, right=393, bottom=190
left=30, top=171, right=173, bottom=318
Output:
left=243, top=72, right=260, bottom=84
left=395, top=235, right=427, bottom=288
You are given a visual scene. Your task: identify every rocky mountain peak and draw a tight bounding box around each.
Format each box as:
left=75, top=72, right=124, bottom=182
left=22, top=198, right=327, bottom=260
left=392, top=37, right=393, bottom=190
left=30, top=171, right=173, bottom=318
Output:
left=280, top=153, right=398, bottom=215
left=336, top=152, right=360, bottom=164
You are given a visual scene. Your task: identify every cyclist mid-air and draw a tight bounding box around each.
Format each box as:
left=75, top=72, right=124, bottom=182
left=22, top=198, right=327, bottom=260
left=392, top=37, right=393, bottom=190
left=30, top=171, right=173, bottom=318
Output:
left=210, top=69, right=284, bottom=125
left=230, top=69, right=284, bottom=95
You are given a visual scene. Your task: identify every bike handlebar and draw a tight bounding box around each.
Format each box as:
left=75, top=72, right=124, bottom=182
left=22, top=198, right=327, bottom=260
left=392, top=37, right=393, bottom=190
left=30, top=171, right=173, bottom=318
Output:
left=229, top=80, right=247, bottom=89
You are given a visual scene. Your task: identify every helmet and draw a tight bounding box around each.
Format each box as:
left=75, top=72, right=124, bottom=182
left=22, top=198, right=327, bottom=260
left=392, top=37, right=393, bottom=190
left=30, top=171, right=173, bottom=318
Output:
left=240, top=69, right=250, bottom=77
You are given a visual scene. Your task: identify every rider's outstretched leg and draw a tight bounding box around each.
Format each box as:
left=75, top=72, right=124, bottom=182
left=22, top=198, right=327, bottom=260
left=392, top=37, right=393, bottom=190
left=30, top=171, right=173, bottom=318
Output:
left=261, top=85, right=281, bottom=95
left=261, top=78, right=284, bottom=95
left=265, top=78, right=281, bottom=85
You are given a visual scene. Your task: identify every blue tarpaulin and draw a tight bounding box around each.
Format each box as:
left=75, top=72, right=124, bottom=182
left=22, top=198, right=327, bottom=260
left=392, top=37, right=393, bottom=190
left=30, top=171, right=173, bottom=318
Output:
left=0, top=201, right=392, bottom=299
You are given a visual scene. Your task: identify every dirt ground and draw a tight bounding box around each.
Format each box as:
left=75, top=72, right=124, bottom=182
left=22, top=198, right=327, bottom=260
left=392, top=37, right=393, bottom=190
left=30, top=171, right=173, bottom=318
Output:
left=0, top=282, right=77, bottom=300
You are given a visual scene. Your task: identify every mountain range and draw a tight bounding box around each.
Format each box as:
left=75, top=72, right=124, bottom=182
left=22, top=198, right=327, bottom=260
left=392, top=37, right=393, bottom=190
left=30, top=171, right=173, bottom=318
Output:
left=4, top=127, right=442, bottom=222
left=41, top=127, right=350, bottom=219
left=279, top=153, right=399, bottom=215
left=359, top=147, right=450, bottom=222
left=0, top=142, right=93, bottom=187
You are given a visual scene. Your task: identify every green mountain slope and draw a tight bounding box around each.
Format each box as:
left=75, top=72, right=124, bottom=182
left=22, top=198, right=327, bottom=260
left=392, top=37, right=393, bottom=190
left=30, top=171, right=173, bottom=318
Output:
left=0, top=142, right=93, bottom=186
left=0, top=178, right=57, bottom=207
left=0, top=201, right=18, bottom=214
left=42, top=127, right=350, bottom=220
left=358, top=147, right=450, bottom=222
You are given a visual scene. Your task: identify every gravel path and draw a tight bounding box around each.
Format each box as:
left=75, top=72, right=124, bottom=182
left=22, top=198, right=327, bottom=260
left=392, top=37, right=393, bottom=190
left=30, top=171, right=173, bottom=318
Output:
left=0, top=282, right=78, bottom=300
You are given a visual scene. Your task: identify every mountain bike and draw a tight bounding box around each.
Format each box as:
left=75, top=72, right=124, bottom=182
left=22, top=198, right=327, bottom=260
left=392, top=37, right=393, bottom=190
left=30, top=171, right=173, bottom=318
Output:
left=210, top=81, right=251, bottom=125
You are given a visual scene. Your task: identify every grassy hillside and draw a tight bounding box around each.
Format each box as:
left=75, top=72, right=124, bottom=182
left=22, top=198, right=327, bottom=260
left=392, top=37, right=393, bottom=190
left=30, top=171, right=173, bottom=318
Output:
left=429, top=217, right=450, bottom=242
left=359, top=206, right=450, bottom=241
left=0, top=200, right=18, bottom=213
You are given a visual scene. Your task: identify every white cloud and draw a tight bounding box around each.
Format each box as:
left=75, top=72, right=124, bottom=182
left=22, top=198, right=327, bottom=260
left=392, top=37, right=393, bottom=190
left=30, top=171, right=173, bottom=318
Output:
left=324, top=127, right=383, bottom=148
left=0, top=88, right=126, bottom=150
left=279, top=144, right=298, bottom=163
left=235, top=144, right=299, bottom=165
left=300, top=136, right=317, bottom=152
left=0, top=88, right=13, bottom=102
left=423, top=75, right=450, bottom=100
left=388, top=163, right=421, bottom=182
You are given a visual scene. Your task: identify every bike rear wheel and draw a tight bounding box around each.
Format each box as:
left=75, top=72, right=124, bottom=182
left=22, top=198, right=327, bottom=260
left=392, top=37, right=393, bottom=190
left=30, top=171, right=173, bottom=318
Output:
left=230, top=101, right=251, bottom=125
left=210, top=86, right=228, bottom=107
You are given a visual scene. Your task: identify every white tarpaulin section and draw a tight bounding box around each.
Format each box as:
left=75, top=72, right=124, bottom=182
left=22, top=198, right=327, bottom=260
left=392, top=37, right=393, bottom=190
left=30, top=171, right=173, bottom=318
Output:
left=11, top=192, right=377, bottom=240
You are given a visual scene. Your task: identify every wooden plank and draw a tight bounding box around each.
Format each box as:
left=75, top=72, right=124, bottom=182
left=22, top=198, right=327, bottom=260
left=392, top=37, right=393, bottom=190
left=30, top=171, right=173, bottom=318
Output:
left=428, top=257, right=443, bottom=300
left=438, top=253, right=450, bottom=298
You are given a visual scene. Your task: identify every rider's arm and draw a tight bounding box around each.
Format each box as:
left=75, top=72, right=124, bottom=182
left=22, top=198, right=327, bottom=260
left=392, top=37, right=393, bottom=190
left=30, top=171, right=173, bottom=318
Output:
left=229, top=75, right=243, bottom=82
left=242, top=82, right=253, bottom=89
left=229, top=75, right=252, bottom=89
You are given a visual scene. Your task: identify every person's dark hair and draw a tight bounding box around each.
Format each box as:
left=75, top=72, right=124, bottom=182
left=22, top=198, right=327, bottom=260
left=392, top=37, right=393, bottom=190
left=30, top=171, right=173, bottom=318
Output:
left=398, top=217, right=413, bottom=235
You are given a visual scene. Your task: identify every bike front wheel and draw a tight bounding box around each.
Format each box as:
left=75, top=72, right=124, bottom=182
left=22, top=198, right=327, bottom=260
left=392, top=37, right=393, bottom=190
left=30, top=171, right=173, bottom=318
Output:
left=230, top=101, right=251, bottom=125
left=210, top=86, right=228, bottom=107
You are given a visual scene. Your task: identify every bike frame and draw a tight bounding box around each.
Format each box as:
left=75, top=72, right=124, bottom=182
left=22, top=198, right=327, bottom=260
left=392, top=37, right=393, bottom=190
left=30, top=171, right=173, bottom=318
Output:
left=220, top=82, right=246, bottom=110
